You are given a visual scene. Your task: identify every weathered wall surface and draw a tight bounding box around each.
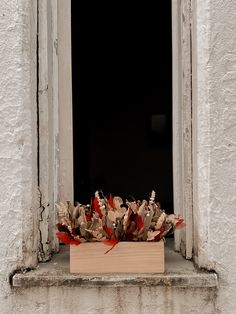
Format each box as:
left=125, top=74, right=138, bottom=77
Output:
left=0, top=0, right=236, bottom=313
left=7, top=286, right=216, bottom=314
left=0, top=0, right=38, bottom=310
left=192, top=0, right=236, bottom=313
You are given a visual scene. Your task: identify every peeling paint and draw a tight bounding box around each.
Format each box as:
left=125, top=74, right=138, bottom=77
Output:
left=38, top=187, right=51, bottom=262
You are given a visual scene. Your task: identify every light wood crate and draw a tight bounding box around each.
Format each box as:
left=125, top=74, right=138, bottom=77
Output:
left=70, top=241, right=164, bottom=273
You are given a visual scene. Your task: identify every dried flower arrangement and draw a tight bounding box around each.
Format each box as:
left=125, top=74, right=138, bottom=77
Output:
left=56, top=190, right=185, bottom=250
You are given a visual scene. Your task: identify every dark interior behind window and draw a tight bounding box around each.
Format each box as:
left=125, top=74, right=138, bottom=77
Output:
left=71, top=1, right=173, bottom=212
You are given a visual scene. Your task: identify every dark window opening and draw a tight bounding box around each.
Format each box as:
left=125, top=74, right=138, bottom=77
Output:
left=71, top=1, right=173, bottom=213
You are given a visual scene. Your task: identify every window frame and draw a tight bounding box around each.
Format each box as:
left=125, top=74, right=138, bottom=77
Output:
left=172, top=0, right=193, bottom=259
left=37, top=0, right=73, bottom=261
left=37, top=0, right=194, bottom=261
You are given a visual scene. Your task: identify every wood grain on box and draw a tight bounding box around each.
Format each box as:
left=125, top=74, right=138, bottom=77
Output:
left=70, top=241, right=164, bottom=273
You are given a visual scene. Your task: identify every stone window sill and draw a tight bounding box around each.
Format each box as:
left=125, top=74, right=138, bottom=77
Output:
left=12, top=239, right=217, bottom=288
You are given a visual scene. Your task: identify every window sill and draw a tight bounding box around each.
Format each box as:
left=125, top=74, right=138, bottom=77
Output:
left=12, top=240, right=217, bottom=288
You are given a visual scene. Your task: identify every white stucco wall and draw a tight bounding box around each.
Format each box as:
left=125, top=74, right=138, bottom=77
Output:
left=192, top=0, right=236, bottom=313
left=0, top=0, right=236, bottom=313
left=0, top=0, right=38, bottom=308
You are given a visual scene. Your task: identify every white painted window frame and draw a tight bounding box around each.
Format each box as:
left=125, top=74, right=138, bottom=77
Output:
left=37, top=0, right=73, bottom=261
left=172, top=0, right=193, bottom=259
left=37, top=0, right=193, bottom=261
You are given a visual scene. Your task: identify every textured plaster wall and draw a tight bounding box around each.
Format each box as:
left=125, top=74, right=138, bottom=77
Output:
left=0, top=0, right=38, bottom=310
left=8, top=286, right=216, bottom=314
left=192, top=0, right=236, bottom=313
left=0, top=0, right=236, bottom=313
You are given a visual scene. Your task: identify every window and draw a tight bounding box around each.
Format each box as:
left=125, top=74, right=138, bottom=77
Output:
left=37, top=0, right=193, bottom=261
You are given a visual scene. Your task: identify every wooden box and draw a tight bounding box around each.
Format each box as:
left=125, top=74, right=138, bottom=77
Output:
left=70, top=241, right=164, bottom=273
